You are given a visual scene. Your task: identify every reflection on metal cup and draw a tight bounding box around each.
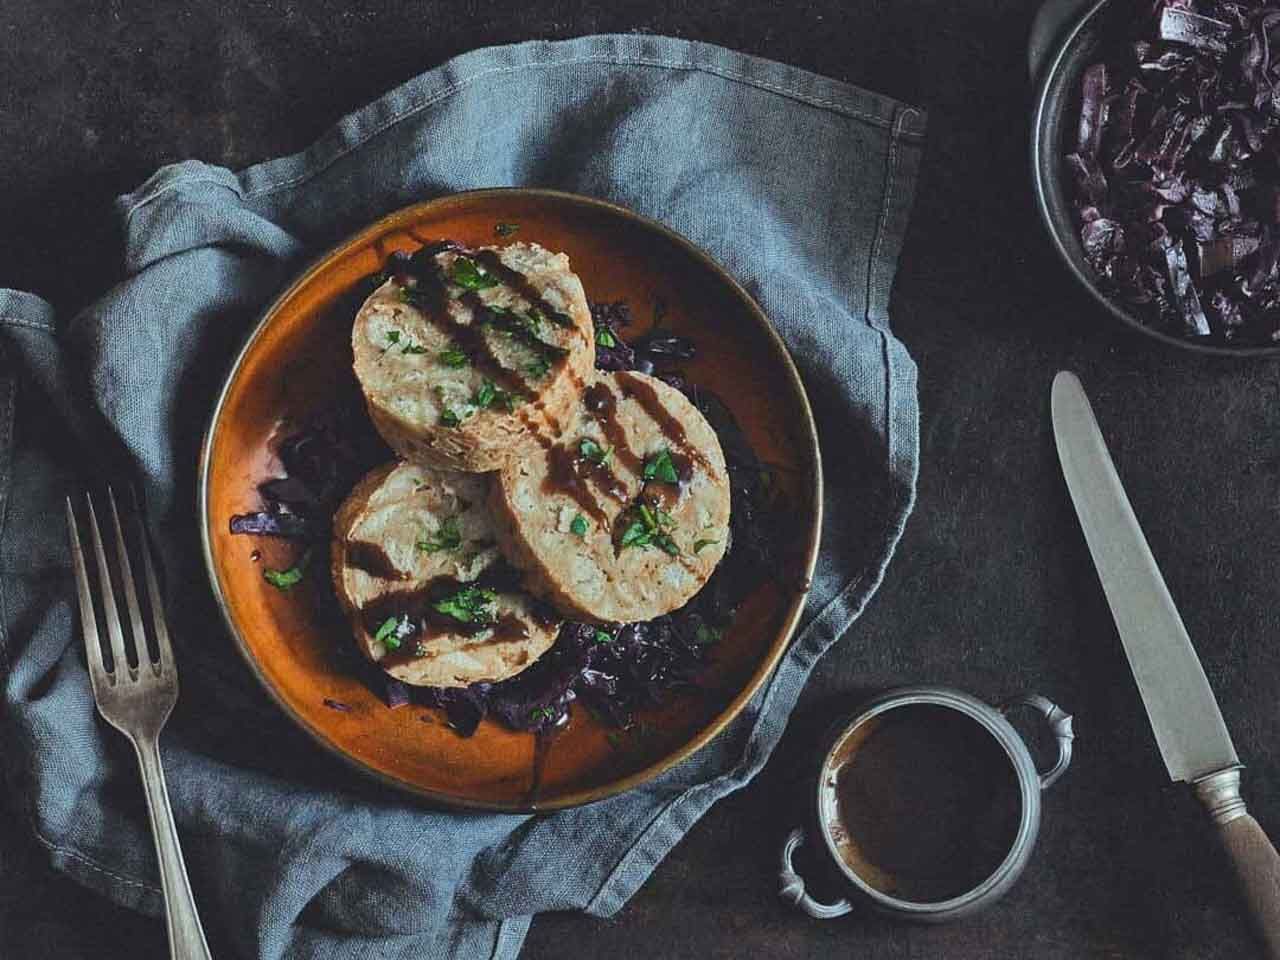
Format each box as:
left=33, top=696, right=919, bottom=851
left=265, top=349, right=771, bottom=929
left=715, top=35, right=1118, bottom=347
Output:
left=779, top=686, right=1074, bottom=923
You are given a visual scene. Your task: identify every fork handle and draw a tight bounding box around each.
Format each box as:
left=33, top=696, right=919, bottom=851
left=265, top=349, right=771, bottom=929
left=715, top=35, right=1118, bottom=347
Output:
left=133, top=736, right=213, bottom=960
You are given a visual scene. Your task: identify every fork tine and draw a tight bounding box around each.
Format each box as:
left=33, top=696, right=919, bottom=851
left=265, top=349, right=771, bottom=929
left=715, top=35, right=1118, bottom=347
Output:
left=84, top=492, right=132, bottom=676
left=106, top=487, right=153, bottom=670
left=65, top=498, right=110, bottom=688
left=132, top=493, right=174, bottom=671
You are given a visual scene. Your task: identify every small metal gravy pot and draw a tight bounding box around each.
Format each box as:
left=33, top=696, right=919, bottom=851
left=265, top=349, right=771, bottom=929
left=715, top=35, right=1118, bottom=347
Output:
left=778, top=686, right=1074, bottom=923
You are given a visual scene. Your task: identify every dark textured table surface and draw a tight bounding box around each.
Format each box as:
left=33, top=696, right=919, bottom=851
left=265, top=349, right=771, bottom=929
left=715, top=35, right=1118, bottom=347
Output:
left=3, top=1, right=1277, bottom=958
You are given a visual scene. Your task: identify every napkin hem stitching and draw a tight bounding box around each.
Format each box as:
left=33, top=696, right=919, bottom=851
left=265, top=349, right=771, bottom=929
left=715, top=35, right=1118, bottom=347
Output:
left=122, top=175, right=247, bottom=226
left=243, top=54, right=915, bottom=202
left=30, top=826, right=161, bottom=894
left=865, top=113, right=905, bottom=332
left=0, top=316, right=58, bottom=335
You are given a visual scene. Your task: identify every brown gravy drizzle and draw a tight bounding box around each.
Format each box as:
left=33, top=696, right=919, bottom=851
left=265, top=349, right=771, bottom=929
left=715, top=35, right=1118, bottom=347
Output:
left=542, top=379, right=644, bottom=524
left=380, top=615, right=535, bottom=670
left=640, top=480, right=681, bottom=516
left=582, top=382, right=643, bottom=476
left=541, top=378, right=705, bottom=535
left=392, top=234, right=588, bottom=446
left=619, top=372, right=714, bottom=472
left=547, top=445, right=613, bottom=527
left=471, top=249, right=582, bottom=339
left=345, top=541, right=406, bottom=580
left=357, top=564, right=537, bottom=667
left=400, top=262, right=527, bottom=397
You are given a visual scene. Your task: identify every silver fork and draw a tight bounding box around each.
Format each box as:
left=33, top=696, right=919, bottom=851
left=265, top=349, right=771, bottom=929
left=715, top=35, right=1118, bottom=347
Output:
left=66, top=488, right=213, bottom=960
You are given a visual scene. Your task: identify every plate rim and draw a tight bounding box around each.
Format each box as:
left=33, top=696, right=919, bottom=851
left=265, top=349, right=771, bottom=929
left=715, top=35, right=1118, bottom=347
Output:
left=198, top=187, right=823, bottom=812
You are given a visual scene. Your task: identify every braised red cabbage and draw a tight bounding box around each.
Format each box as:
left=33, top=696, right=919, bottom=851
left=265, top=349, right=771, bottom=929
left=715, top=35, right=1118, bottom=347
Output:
left=1069, top=1, right=1280, bottom=343
left=229, top=401, right=387, bottom=541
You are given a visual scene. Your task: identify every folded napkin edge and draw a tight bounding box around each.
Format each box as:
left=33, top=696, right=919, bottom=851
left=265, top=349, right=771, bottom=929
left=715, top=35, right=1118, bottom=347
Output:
left=111, top=35, right=927, bottom=219
left=236, top=35, right=929, bottom=203
left=0, top=290, right=56, bottom=332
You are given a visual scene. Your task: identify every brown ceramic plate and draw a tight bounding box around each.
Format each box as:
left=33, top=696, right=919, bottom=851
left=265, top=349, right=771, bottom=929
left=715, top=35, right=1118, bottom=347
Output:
left=199, top=189, right=821, bottom=811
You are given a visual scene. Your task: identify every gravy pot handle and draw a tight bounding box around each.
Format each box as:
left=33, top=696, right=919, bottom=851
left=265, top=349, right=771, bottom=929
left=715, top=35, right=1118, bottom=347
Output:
left=1001, top=694, right=1075, bottom=790
left=778, top=828, right=854, bottom=920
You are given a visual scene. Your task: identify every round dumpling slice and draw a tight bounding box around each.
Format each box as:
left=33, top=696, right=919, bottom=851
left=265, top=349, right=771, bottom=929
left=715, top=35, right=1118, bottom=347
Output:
left=489, top=371, right=731, bottom=624
left=331, top=461, right=561, bottom=688
left=352, top=240, right=595, bottom=472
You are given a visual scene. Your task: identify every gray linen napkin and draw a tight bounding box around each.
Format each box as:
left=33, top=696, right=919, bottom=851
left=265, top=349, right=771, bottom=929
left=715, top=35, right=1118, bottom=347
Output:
left=0, top=34, right=924, bottom=960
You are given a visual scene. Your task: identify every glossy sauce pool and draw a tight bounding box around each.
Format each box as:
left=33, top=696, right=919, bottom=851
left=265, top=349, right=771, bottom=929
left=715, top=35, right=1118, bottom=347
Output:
left=830, top=705, right=1023, bottom=903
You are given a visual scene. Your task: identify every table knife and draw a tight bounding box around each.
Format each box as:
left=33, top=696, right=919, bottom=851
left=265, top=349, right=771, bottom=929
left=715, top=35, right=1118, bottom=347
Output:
left=1051, top=370, right=1280, bottom=958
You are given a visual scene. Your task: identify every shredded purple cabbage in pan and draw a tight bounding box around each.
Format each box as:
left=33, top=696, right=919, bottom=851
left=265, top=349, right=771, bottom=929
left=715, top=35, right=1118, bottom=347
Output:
left=1069, top=1, right=1280, bottom=343
left=228, top=400, right=387, bottom=541
left=232, top=292, right=783, bottom=735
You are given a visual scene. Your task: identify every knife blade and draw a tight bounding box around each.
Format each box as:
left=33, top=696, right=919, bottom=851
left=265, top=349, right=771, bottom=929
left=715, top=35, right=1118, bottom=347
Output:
left=1050, top=370, right=1236, bottom=783
left=1051, top=370, right=1280, bottom=958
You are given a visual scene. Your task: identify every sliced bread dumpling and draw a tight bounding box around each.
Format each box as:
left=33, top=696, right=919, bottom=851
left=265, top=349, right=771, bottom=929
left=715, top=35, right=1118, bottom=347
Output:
left=352, top=240, right=595, bottom=472
left=489, top=371, right=731, bottom=624
left=330, top=461, right=561, bottom=688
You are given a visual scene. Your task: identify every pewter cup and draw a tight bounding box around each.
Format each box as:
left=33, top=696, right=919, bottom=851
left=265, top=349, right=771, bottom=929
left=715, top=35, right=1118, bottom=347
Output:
left=778, top=686, right=1074, bottom=923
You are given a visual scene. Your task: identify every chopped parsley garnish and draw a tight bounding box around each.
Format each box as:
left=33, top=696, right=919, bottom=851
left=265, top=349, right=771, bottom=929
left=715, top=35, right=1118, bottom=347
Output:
left=521, top=303, right=573, bottom=330
left=432, top=586, right=497, bottom=625
left=579, top=437, right=613, bottom=465
left=450, top=256, right=499, bottom=290
left=642, top=449, right=679, bottom=485
left=439, top=346, right=468, bottom=367
left=529, top=705, right=556, bottom=722
left=619, top=521, right=650, bottom=549
left=374, top=616, right=399, bottom=645
left=618, top=503, right=679, bottom=555
left=263, top=549, right=312, bottom=590
left=693, top=538, right=719, bottom=554
left=596, top=327, right=617, bottom=348
left=495, top=222, right=520, bottom=237
left=593, top=628, right=613, bottom=645
left=384, top=329, right=429, bottom=355
left=417, top=516, right=462, bottom=553
left=472, top=378, right=522, bottom=413
left=375, top=615, right=415, bottom=651
left=570, top=513, right=589, bottom=537
left=475, top=307, right=569, bottom=375
left=474, top=379, right=497, bottom=409
left=648, top=503, right=674, bottom=528
left=694, top=624, right=722, bottom=646
left=480, top=305, right=540, bottom=336
left=438, top=378, right=520, bottom=427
